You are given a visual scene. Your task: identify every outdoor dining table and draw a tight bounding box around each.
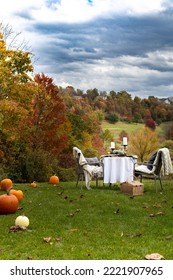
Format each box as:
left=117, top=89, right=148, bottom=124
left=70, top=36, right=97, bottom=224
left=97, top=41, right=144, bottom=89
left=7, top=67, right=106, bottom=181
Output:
left=101, top=155, right=135, bottom=184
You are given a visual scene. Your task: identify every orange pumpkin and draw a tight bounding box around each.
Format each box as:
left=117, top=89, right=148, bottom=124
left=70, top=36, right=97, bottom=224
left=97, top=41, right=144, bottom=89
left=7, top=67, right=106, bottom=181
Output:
left=0, top=178, right=13, bottom=191
left=30, top=182, right=37, bottom=188
left=10, top=189, right=23, bottom=201
left=49, top=175, right=59, bottom=185
left=0, top=192, right=19, bottom=214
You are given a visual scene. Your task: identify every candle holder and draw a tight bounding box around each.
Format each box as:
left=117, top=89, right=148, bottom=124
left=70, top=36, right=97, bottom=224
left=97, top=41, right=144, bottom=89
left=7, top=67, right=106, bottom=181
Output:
left=123, top=144, right=128, bottom=152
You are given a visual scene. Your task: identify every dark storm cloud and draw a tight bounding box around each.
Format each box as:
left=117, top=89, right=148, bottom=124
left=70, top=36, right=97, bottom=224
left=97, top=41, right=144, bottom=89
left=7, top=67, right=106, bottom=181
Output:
left=32, top=10, right=173, bottom=69
left=18, top=2, right=172, bottom=97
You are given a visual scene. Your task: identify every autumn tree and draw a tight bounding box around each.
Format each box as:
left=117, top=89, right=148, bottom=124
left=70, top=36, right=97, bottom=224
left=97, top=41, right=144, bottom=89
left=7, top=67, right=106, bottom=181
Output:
left=102, top=129, right=112, bottom=143
left=86, top=88, right=99, bottom=102
left=145, top=116, right=156, bottom=130
left=0, top=28, right=35, bottom=179
left=31, top=73, right=71, bottom=155
left=0, top=29, right=33, bottom=100
left=60, top=87, right=104, bottom=155
left=129, top=127, right=160, bottom=162
left=132, top=96, right=143, bottom=123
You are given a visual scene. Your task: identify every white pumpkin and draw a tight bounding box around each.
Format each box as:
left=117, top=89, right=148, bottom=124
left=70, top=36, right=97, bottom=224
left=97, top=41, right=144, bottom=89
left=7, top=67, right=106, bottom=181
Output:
left=15, top=215, right=29, bottom=228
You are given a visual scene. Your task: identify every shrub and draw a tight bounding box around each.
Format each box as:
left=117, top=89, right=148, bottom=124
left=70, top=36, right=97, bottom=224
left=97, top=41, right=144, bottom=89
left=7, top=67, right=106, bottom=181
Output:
left=24, top=149, right=58, bottom=182
left=83, top=147, right=99, bottom=157
left=56, top=167, right=76, bottom=182
left=106, top=113, right=119, bottom=124
left=161, top=140, right=173, bottom=150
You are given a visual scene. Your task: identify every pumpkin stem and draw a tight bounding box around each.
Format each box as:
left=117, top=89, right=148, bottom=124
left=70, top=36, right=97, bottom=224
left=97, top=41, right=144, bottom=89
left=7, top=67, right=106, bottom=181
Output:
left=7, top=187, right=13, bottom=195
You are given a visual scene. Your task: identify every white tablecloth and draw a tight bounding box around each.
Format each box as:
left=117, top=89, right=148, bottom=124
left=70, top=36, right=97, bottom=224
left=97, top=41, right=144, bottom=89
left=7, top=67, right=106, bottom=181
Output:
left=102, top=156, right=135, bottom=184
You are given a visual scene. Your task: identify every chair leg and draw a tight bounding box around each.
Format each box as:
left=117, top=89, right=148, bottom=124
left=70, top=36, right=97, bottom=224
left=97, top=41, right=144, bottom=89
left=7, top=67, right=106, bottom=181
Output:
left=159, top=176, right=163, bottom=191
left=76, top=173, right=84, bottom=188
left=155, top=176, right=163, bottom=192
left=154, top=177, right=157, bottom=192
left=140, top=174, right=143, bottom=182
left=96, top=176, right=98, bottom=187
left=76, top=175, right=80, bottom=187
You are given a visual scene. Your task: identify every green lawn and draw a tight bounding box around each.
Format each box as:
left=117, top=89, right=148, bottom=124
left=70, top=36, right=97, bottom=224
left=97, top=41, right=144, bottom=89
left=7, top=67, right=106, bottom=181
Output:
left=102, top=121, right=144, bottom=139
left=101, top=121, right=169, bottom=140
left=0, top=179, right=173, bottom=260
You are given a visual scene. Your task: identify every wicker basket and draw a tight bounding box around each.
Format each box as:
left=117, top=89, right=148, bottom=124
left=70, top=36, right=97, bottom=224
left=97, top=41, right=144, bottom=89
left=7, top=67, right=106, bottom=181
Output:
left=120, top=180, right=144, bottom=196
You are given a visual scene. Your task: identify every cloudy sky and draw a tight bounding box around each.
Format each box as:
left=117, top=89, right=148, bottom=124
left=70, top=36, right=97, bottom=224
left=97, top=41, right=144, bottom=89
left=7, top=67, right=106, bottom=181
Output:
left=1, top=0, right=173, bottom=98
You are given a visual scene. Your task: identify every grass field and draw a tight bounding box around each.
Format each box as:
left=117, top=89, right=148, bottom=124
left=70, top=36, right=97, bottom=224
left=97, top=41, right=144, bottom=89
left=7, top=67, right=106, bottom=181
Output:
left=0, top=180, right=173, bottom=260
left=102, top=121, right=144, bottom=139
left=101, top=121, right=166, bottom=140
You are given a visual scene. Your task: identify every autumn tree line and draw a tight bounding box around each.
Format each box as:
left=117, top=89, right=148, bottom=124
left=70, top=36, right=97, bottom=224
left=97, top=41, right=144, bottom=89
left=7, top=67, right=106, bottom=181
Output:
left=0, top=24, right=173, bottom=182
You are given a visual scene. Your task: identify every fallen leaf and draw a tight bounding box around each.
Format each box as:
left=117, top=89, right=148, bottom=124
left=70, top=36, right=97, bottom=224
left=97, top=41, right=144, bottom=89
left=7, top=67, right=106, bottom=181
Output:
left=57, top=191, right=64, bottom=195
left=43, top=237, right=52, bottom=243
left=149, top=211, right=165, bottom=217
left=126, top=233, right=142, bottom=238
left=68, top=213, right=75, bottom=217
left=56, top=237, right=63, bottom=242
left=153, top=204, right=162, bottom=208
left=165, top=235, right=173, bottom=240
left=145, top=253, right=164, bottom=260
left=156, top=211, right=165, bottom=215
left=69, top=228, right=79, bottom=232
left=149, top=213, right=155, bottom=217
left=114, top=209, right=120, bottom=214
left=142, top=204, right=149, bottom=208
left=9, top=225, right=27, bottom=233
left=67, top=209, right=81, bottom=217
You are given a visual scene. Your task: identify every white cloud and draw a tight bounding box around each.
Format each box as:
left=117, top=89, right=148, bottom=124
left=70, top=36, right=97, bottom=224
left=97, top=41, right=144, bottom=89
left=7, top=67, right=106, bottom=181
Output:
left=0, top=0, right=166, bottom=26
left=30, top=0, right=166, bottom=23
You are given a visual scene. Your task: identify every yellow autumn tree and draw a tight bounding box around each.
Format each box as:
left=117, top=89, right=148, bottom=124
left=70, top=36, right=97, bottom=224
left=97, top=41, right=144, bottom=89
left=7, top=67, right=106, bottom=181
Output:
left=129, top=127, right=160, bottom=162
left=0, top=28, right=35, bottom=141
left=0, top=28, right=33, bottom=100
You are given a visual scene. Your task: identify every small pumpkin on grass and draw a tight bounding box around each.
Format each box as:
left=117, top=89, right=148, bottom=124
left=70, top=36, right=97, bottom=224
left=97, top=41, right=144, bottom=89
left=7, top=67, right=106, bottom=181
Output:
left=10, top=189, right=23, bottom=202
left=15, top=215, right=29, bottom=228
left=0, top=188, right=19, bottom=214
left=0, top=178, right=13, bottom=191
left=30, top=181, right=37, bottom=188
left=49, top=175, right=59, bottom=186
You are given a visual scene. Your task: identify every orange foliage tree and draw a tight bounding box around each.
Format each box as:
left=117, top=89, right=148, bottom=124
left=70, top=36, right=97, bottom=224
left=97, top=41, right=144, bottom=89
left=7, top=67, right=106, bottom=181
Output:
left=29, top=73, right=71, bottom=155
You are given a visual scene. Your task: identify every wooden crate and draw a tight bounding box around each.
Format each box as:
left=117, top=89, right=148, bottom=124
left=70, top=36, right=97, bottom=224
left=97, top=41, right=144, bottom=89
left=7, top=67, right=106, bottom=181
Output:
left=120, top=180, right=144, bottom=196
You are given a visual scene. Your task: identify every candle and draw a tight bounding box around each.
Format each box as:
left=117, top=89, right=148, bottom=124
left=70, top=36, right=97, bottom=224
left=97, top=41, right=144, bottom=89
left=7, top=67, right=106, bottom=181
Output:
left=111, top=142, right=115, bottom=149
left=123, top=137, right=127, bottom=146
